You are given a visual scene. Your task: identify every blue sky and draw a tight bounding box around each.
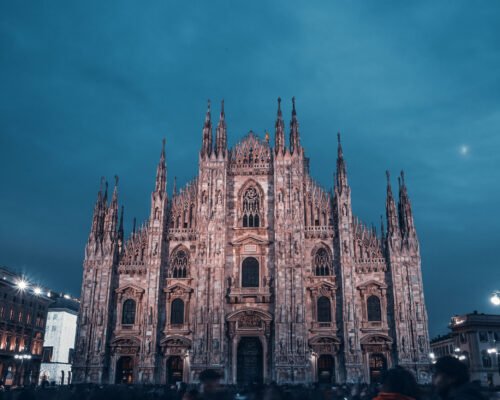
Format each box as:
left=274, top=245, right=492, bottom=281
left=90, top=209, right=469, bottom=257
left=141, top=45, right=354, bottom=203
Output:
left=1, top=1, right=499, bottom=336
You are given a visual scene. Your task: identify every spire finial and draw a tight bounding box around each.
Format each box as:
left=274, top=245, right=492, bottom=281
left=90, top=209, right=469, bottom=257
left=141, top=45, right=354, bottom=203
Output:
left=400, top=170, right=405, bottom=185
left=292, top=96, right=296, bottom=116
left=173, top=176, right=177, bottom=195
left=337, top=131, right=341, bottom=144
left=221, top=99, right=224, bottom=116
left=265, top=130, right=270, bottom=143
left=386, top=170, right=390, bottom=184
left=277, top=97, right=282, bottom=115
left=114, top=175, right=119, bottom=187
left=132, top=217, right=136, bottom=234
left=398, top=176, right=401, bottom=189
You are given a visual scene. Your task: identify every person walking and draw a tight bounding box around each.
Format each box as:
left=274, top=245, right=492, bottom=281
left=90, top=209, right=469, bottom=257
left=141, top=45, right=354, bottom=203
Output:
left=432, top=356, right=485, bottom=400
left=373, top=366, right=421, bottom=400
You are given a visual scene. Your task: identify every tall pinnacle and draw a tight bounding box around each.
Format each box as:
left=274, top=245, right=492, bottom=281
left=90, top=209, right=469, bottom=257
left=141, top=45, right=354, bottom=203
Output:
left=275, top=97, right=285, bottom=155
left=289, top=97, right=300, bottom=154
left=215, top=99, right=227, bottom=157
left=201, top=99, right=212, bottom=158
left=155, top=139, right=167, bottom=194
left=335, top=132, right=348, bottom=192
left=398, top=170, right=415, bottom=237
left=385, top=170, right=399, bottom=237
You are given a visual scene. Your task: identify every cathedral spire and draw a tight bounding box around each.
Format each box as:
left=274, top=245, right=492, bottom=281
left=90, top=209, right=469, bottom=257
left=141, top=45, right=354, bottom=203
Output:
left=275, top=97, right=285, bottom=155
left=398, top=170, right=416, bottom=238
left=215, top=99, right=227, bottom=157
left=201, top=99, right=212, bottom=158
left=289, top=97, right=301, bottom=155
left=385, top=170, right=400, bottom=238
left=335, top=132, right=349, bottom=193
left=173, top=176, right=177, bottom=196
left=103, top=175, right=119, bottom=241
left=118, top=205, right=124, bottom=241
left=155, top=138, right=167, bottom=194
left=90, top=177, right=106, bottom=240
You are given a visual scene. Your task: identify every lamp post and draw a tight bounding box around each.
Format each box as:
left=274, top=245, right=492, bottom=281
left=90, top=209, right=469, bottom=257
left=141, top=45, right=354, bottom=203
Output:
left=14, top=354, right=32, bottom=386
left=491, top=291, right=500, bottom=306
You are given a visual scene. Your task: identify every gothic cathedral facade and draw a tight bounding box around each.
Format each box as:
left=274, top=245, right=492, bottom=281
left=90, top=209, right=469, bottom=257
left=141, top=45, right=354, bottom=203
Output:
left=72, top=99, right=431, bottom=385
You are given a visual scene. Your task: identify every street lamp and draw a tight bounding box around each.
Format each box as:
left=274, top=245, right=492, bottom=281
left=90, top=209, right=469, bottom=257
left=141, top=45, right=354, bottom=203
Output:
left=14, top=354, right=32, bottom=386
left=16, top=280, right=28, bottom=290
left=491, top=292, right=500, bottom=306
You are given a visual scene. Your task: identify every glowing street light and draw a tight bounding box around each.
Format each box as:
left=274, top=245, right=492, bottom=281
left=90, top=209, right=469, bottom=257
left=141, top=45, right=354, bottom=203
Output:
left=491, top=292, right=500, bottom=306
left=16, top=280, right=28, bottom=290
left=34, top=287, right=42, bottom=295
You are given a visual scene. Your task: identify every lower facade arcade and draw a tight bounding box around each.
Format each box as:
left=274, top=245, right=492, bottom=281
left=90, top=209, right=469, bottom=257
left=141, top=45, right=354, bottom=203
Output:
left=103, top=310, right=400, bottom=385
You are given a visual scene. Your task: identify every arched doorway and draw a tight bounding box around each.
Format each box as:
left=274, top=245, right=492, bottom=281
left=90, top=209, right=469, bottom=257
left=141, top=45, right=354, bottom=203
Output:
left=317, top=354, right=335, bottom=384
left=167, top=356, right=184, bottom=384
left=237, top=337, right=263, bottom=385
left=369, top=353, right=387, bottom=383
left=115, top=356, right=134, bottom=384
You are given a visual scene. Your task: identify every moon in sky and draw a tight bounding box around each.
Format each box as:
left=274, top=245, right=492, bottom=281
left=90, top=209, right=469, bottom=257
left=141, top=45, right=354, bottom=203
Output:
left=459, top=145, right=469, bottom=156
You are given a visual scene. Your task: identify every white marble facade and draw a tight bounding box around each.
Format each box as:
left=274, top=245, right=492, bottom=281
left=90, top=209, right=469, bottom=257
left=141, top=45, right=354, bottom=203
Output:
left=72, top=99, right=431, bottom=386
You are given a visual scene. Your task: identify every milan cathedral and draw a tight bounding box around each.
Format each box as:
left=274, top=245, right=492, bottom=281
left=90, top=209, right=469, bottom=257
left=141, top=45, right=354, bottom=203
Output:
left=72, top=98, right=431, bottom=385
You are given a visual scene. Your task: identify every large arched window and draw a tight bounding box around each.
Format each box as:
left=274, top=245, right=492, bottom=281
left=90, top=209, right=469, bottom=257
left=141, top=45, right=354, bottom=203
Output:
left=122, top=299, right=136, bottom=325
left=242, top=257, right=259, bottom=287
left=317, top=297, right=332, bottom=322
left=242, top=187, right=261, bottom=228
left=170, top=299, right=185, bottom=325
left=314, top=248, right=332, bottom=276
left=367, top=296, right=382, bottom=322
left=170, top=249, right=188, bottom=278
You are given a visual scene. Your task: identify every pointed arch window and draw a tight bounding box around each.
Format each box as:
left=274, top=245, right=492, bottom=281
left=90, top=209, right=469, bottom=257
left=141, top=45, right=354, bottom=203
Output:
left=314, top=248, right=332, bottom=276
left=242, top=187, right=261, bottom=228
left=170, top=249, right=189, bottom=278
left=170, top=299, right=184, bottom=325
left=242, top=257, right=259, bottom=287
left=122, top=299, right=136, bottom=325
left=317, top=297, right=332, bottom=322
left=367, top=295, right=382, bottom=322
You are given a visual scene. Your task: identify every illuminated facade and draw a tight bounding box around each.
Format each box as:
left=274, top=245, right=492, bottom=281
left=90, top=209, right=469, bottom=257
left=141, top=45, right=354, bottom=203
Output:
left=73, top=99, right=431, bottom=385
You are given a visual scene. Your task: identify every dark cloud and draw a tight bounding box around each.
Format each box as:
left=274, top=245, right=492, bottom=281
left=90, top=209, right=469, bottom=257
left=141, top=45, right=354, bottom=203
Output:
left=1, top=0, right=499, bottom=336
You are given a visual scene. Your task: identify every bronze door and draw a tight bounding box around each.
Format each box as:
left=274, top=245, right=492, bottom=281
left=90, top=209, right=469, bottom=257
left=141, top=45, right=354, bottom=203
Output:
left=237, top=337, right=263, bottom=385
left=318, top=354, right=335, bottom=384
left=369, top=353, right=387, bottom=383
left=115, top=356, right=134, bottom=384
left=167, top=356, right=184, bottom=384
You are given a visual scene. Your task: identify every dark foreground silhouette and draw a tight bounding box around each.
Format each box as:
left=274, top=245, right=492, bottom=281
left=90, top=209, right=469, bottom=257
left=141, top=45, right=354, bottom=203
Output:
left=0, top=359, right=496, bottom=400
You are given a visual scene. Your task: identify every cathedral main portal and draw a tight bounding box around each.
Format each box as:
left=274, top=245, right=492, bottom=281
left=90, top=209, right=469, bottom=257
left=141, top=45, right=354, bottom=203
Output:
left=237, top=337, right=263, bottom=385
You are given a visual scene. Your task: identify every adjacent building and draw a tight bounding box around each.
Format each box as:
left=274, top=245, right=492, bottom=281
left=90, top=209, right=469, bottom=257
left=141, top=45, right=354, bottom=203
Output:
left=73, top=99, right=431, bottom=385
left=431, top=312, right=500, bottom=387
left=39, top=295, right=79, bottom=385
left=0, top=267, right=52, bottom=386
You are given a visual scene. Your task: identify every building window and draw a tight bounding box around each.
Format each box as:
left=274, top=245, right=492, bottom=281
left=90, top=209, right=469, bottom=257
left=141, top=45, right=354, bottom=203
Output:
left=482, top=350, right=492, bottom=368
left=241, top=257, right=259, bottom=287
left=478, top=332, right=488, bottom=342
left=170, top=299, right=184, bottom=325
left=121, top=299, right=136, bottom=325
left=313, top=248, right=332, bottom=276
left=459, top=333, right=467, bottom=343
left=170, top=249, right=189, bottom=278
left=367, top=295, right=382, bottom=322
left=317, top=296, right=332, bottom=323
left=42, top=346, right=53, bottom=363
left=242, top=187, right=261, bottom=228
left=68, top=348, right=75, bottom=364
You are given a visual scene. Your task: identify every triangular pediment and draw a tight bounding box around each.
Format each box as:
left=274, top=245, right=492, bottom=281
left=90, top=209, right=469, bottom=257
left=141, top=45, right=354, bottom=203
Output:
left=308, top=280, right=337, bottom=291
left=165, top=282, right=193, bottom=293
left=115, top=284, right=145, bottom=295
left=357, top=280, right=387, bottom=290
left=231, top=234, right=271, bottom=246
